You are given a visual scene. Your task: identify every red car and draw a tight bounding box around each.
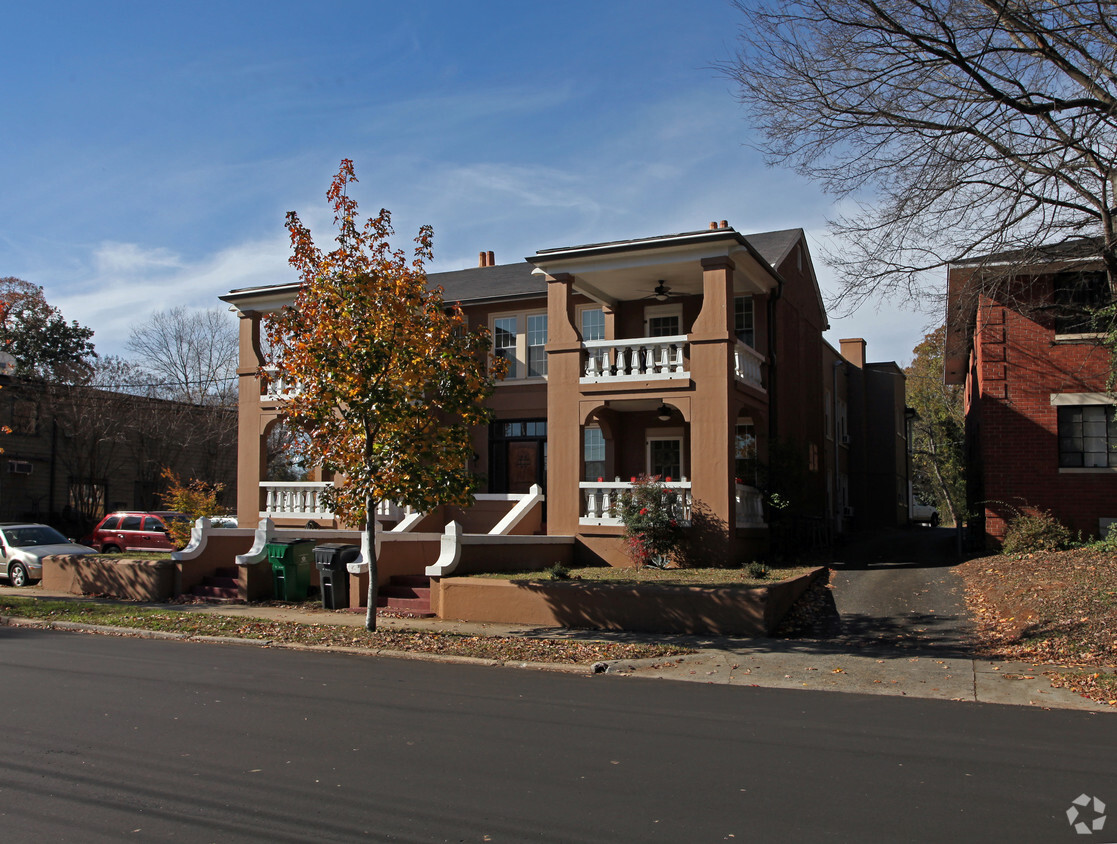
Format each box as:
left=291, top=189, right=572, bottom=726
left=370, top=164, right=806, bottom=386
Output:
left=82, top=511, right=188, bottom=554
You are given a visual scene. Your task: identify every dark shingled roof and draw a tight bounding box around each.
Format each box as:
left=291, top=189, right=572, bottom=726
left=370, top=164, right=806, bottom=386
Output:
left=426, top=228, right=803, bottom=305
left=428, top=261, right=543, bottom=304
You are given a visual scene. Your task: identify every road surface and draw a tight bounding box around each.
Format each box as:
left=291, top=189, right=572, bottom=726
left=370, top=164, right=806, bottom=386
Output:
left=2, top=626, right=1115, bottom=842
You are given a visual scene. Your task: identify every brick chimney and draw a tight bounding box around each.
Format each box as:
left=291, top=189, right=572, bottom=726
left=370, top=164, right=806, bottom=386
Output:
left=840, top=338, right=867, bottom=368
left=477, top=251, right=496, bottom=267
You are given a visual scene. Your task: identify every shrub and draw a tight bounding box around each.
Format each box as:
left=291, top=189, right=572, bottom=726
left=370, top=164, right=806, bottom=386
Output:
left=1001, top=508, right=1075, bottom=556
left=543, top=562, right=570, bottom=581
left=745, top=561, right=769, bottom=579
left=160, top=468, right=225, bottom=550
left=616, top=475, right=685, bottom=568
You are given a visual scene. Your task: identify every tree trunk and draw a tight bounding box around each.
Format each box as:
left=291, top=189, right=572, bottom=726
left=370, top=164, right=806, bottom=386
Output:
left=363, top=496, right=379, bottom=632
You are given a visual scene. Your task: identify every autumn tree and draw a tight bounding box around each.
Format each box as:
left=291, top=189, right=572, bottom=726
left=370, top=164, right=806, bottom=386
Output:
left=265, top=160, right=503, bottom=631
left=905, top=328, right=966, bottom=527
left=0, top=277, right=96, bottom=381
left=720, top=0, right=1117, bottom=311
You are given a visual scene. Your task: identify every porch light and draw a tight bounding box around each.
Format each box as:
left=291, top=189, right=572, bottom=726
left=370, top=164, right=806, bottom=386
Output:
left=656, top=403, right=672, bottom=421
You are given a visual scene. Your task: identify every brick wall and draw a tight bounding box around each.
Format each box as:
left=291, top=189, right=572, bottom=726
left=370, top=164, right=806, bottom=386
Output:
left=969, top=289, right=1117, bottom=542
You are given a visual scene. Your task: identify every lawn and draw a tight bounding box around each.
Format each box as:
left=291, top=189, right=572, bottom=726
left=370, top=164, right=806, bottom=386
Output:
left=0, top=596, right=693, bottom=665
left=479, top=564, right=817, bottom=587
left=956, top=545, right=1117, bottom=705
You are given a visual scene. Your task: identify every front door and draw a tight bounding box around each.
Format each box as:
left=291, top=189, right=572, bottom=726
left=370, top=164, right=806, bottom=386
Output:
left=489, top=419, right=547, bottom=494
left=507, top=441, right=541, bottom=494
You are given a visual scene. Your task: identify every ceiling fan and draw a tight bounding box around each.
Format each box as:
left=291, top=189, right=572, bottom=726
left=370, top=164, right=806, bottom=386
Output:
left=638, top=280, right=674, bottom=302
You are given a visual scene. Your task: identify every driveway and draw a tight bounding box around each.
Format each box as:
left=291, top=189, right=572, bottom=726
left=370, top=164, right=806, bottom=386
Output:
left=825, top=526, right=973, bottom=653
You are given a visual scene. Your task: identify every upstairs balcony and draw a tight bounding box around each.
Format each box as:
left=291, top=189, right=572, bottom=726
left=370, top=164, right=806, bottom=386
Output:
left=581, top=335, right=688, bottom=384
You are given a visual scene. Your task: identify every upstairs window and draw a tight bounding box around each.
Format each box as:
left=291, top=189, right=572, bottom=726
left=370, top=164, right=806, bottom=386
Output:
left=491, top=311, right=548, bottom=380
left=1058, top=404, right=1117, bottom=468
left=734, top=296, right=755, bottom=348
left=1054, top=270, right=1109, bottom=334
left=581, top=307, right=605, bottom=341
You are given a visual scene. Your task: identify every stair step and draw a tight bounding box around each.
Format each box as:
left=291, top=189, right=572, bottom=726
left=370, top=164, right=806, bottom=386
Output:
left=204, top=576, right=239, bottom=589
left=376, top=607, right=436, bottom=618
left=381, top=586, right=430, bottom=600
left=389, top=575, right=431, bottom=588
left=215, top=567, right=239, bottom=579
left=192, top=585, right=240, bottom=600
left=376, top=595, right=431, bottom=611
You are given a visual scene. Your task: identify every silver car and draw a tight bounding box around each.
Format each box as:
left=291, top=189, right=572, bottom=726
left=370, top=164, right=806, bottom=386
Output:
left=0, top=523, right=95, bottom=587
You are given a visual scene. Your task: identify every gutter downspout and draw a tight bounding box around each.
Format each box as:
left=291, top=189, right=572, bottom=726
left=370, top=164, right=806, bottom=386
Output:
left=766, top=277, right=783, bottom=443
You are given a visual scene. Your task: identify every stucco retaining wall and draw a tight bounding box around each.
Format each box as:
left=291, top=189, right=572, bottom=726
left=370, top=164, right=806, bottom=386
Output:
left=42, top=555, right=176, bottom=602
left=433, top=566, right=823, bottom=636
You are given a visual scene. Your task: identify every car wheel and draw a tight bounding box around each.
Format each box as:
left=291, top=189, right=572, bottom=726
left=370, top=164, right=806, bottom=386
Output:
left=102, top=544, right=121, bottom=554
left=8, top=563, right=29, bottom=588
left=930, top=513, right=941, bottom=527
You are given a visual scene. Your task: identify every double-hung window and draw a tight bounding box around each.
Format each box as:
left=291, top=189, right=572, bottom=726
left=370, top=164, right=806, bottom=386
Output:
left=734, top=296, right=755, bottom=348
left=491, top=312, right=547, bottom=380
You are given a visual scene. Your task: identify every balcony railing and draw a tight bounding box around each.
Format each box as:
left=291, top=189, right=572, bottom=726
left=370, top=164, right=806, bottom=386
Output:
left=261, top=366, right=302, bottom=402
left=579, top=479, right=692, bottom=526
left=734, top=341, right=765, bottom=392
left=581, top=335, right=688, bottom=383
left=735, top=483, right=766, bottom=528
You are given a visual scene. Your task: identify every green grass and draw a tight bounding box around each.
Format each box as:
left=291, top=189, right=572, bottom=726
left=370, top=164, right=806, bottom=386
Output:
left=475, top=565, right=817, bottom=587
left=0, top=596, right=694, bottom=665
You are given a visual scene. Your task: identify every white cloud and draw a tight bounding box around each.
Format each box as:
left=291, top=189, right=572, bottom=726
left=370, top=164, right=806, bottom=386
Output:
left=54, top=235, right=293, bottom=358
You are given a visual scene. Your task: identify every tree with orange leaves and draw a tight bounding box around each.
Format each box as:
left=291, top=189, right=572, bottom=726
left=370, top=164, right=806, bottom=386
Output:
left=265, top=160, right=504, bottom=630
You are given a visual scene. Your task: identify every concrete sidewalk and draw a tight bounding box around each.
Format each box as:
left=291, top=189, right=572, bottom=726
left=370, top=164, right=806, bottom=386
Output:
left=2, top=583, right=1109, bottom=712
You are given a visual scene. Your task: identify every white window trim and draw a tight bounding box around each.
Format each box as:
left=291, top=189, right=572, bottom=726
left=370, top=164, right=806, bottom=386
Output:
left=1050, top=392, right=1117, bottom=406
left=490, top=309, right=548, bottom=383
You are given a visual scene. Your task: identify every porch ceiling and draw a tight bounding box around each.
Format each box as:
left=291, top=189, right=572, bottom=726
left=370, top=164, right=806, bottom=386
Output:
left=530, top=241, right=777, bottom=307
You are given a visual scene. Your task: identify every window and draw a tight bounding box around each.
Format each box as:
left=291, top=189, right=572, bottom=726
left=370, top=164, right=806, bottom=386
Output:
left=584, top=427, right=606, bottom=481
left=527, top=313, right=548, bottom=377
left=734, top=296, right=755, bottom=348
left=735, top=420, right=757, bottom=484
left=1058, top=404, right=1117, bottom=467
left=644, top=304, right=681, bottom=338
left=493, top=316, right=518, bottom=379
left=581, top=307, right=605, bottom=341
left=120, top=515, right=142, bottom=530
left=144, top=516, right=167, bottom=532
left=647, top=437, right=683, bottom=480
left=491, top=312, right=547, bottom=380
left=1054, top=270, right=1108, bottom=334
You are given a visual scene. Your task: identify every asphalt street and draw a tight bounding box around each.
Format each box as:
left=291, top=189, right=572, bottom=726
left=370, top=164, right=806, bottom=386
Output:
left=2, top=626, right=1115, bottom=843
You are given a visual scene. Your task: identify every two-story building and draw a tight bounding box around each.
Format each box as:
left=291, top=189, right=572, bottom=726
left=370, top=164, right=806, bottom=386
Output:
left=222, top=222, right=905, bottom=566
left=946, top=237, right=1117, bottom=546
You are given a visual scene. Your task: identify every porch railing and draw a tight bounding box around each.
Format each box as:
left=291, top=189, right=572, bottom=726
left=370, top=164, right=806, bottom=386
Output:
left=261, top=366, right=302, bottom=402
left=261, top=481, right=333, bottom=520
left=581, top=335, right=689, bottom=383
left=259, top=483, right=415, bottom=524
left=579, top=479, right=692, bottom=526
left=734, top=341, right=765, bottom=392
left=735, top=483, right=766, bottom=528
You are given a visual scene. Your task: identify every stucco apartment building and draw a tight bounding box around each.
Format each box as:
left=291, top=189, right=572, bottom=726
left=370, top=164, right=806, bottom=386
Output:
left=946, top=237, right=1117, bottom=546
left=223, top=223, right=908, bottom=566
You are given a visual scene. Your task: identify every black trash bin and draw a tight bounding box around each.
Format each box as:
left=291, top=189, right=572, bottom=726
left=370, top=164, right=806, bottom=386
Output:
left=266, top=538, right=315, bottom=602
left=314, top=543, right=360, bottom=610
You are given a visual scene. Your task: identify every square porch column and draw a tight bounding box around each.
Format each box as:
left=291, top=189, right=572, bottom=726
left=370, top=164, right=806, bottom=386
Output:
left=545, top=272, right=582, bottom=536
left=235, top=312, right=266, bottom=526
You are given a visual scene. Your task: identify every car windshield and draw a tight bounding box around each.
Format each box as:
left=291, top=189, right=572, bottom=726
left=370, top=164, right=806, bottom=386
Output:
left=2, top=525, right=70, bottom=547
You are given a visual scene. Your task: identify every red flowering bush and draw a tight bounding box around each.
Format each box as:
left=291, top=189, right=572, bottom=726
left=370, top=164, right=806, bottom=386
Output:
left=616, top=475, right=685, bottom=568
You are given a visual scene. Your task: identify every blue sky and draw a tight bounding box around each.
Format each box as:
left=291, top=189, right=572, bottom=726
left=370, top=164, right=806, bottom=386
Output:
left=1, top=1, right=934, bottom=365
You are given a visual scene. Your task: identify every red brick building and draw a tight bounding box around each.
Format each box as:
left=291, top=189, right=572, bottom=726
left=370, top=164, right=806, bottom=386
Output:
left=945, top=238, right=1117, bottom=545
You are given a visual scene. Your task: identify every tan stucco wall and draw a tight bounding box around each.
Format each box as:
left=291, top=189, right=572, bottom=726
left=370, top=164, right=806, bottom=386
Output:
left=42, top=555, right=176, bottom=602
left=434, top=567, right=822, bottom=636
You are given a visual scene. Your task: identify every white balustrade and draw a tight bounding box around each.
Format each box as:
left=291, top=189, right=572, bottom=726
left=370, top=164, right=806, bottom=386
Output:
left=734, top=341, right=765, bottom=391
left=579, top=479, right=692, bottom=526
left=261, top=481, right=334, bottom=520
left=735, top=483, right=766, bottom=528
left=261, top=366, right=303, bottom=401
left=581, top=336, right=688, bottom=383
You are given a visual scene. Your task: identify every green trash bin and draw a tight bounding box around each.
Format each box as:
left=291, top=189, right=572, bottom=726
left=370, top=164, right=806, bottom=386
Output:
left=266, top=539, right=315, bottom=602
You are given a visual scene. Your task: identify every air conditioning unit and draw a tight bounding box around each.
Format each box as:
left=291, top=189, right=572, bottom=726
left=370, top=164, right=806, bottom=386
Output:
left=842, top=505, right=854, bottom=517
left=8, top=460, right=32, bottom=475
